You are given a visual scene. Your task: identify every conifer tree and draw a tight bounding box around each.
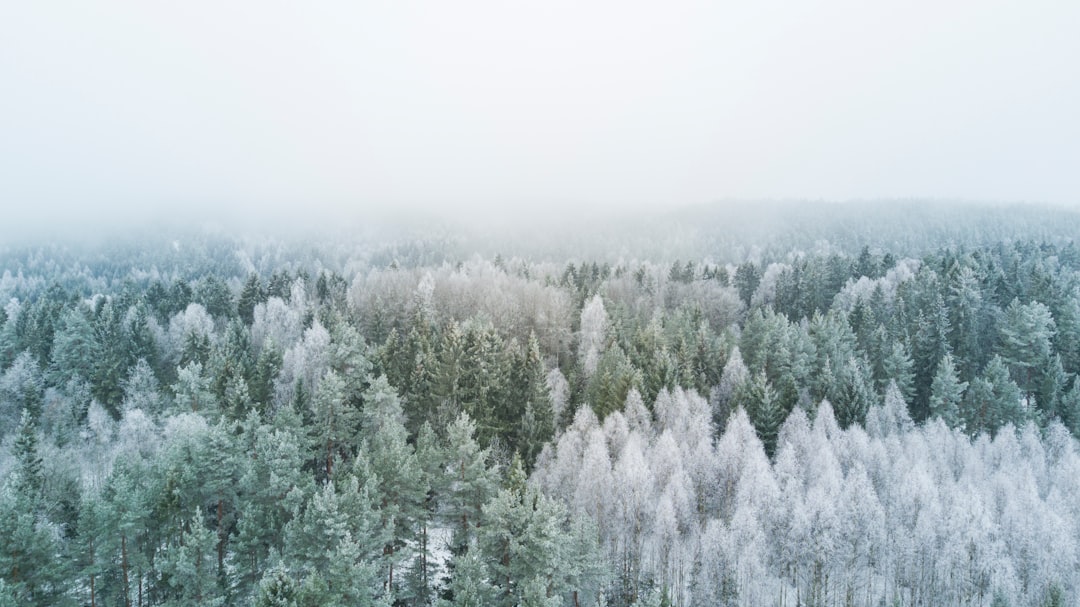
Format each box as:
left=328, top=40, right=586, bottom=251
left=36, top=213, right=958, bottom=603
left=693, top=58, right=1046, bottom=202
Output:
left=929, top=353, right=967, bottom=429
left=254, top=564, right=298, bottom=607
left=238, top=273, right=267, bottom=326
left=357, top=376, right=425, bottom=595
left=444, top=413, right=497, bottom=556
left=736, top=371, right=784, bottom=457
left=881, top=340, right=916, bottom=402
left=310, top=370, right=360, bottom=479
left=157, top=508, right=221, bottom=606
left=12, top=409, right=44, bottom=501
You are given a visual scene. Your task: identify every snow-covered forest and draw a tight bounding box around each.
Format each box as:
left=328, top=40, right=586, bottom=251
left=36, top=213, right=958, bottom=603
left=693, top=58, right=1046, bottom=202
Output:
left=4, top=203, right=1080, bottom=606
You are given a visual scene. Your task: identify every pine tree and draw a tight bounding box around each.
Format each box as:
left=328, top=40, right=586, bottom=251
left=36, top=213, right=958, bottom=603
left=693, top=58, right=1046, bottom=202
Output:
left=101, top=457, right=152, bottom=607
left=251, top=340, right=284, bottom=411
left=444, top=413, right=497, bottom=556
left=433, top=321, right=466, bottom=430
left=357, top=376, right=426, bottom=596
left=156, top=508, right=222, bottom=606
left=254, top=564, right=298, bottom=607
left=881, top=340, right=916, bottom=403
left=514, top=334, right=554, bottom=467
left=0, top=352, right=45, bottom=433
left=736, top=371, right=784, bottom=457
left=405, top=422, right=445, bottom=606
left=233, top=421, right=311, bottom=596
left=439, top=549, right=495, bottom=607
left=963, top=355, right=1024, bottom=436
left=734, top=261, right=762, bottom=306
left=283, top=477, right=385, bottom=579
left=1035, top=353, right=1068, bottom=421
left=478, top=457, right=576, bottom=607
left=238, top=274, right=267, bottom=326
left=929, top=353, right=967, bottom=429
left=0, top=483, right=68, bottom=605
left=911, top=301, right=951, bottom=421
left=48, top=307, right=96, bottom=387
left=999, top=299, right=1056, bottom=395
left=173, top=362, right=217, bottom=415
left=829, top=356, right=876, bottom=429
left=310, top=370, right=360, bottom=479
left=12, top=409, right=44, bottom=501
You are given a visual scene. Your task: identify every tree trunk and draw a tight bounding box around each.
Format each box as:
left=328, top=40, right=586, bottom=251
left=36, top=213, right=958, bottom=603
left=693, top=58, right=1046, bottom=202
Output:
left=196, top=549, right=203, bottom=603
left=326, top=439, right=334, bottom=478
left=121, top=534, right=131, bottom=607
left=384, top=548, right=393, bottom=591
left=89, top=539, right=96, bottom=607
left=421, top=520, right=428, bottom=589
left=217, top=497, right=225, bottom=576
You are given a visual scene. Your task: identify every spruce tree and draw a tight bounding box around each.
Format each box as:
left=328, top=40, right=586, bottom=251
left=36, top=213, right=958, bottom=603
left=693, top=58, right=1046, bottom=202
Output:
left=12, top=409, right=44, bottom=501
left=929, top=353, right=967, bottom=429
left=736, top=371, right=784, bottom=457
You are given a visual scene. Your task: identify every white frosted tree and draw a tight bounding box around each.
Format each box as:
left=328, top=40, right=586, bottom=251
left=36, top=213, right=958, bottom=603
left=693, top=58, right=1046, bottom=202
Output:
left=712, top=347, right=749, bottom=428
left=250, top=297, right=303, bottom=353
left=578, top=295, right=609, bottom=378
left=274, top=319, right=331, bottom=408
left=120, top=358, right=161, bottom=415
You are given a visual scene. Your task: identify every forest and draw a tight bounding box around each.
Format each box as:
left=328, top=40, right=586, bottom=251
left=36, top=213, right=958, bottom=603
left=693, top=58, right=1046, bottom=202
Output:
left=3, top=202, right=1080, bottom=606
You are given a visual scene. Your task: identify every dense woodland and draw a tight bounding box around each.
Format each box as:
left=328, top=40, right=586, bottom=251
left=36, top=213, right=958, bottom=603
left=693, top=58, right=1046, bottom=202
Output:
left=4, top=203, right=1080, bottom=606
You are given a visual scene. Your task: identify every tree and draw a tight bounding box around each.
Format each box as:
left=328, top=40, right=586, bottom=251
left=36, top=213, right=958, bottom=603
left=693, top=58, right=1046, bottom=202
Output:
left=238, top=274, right=267, bottom=326
left=712, top=347, right=749, bottom=429
left=439, top=549, right=495, bottom=607
left=585, top=345, right=642, bottom=420
left=578, top=295, right=609, bottom=378
left=444, top=413, right=498, bottom=556
left=911, top=302, right=951, bottom=421
left=735, top=371, right=784, bottom=458
left=310, top=370, right=360, bottom=479
left=0, top=483, right=69, bottom=605
left=120, top=358, right=162, bottom=415
left=734, top=261, right=762, bottom=307
left=195, top=274, right=235, bottom=320
left=1035, top=354, right=1068, bottom=421
left=251, top=340, right=284, bottom=411
left=510, top=334, right=554, bottom=467
left=12, top=409, right=44, bottom=501
left=929, top=353, right=967, bottom=429
left=283, top=477, right=385, bottom=604
left=881, top=340, right=915, bottom=403
left=477, top=457, right=591, bottom=607
left=100, top=457, right=153, bottom=607
left=999, top=299, right=1056, bottom=395
left=964, top=356, right=1024, bottom=435
left=233, top=420, right=310, bottom=596
left=156, top=508, right=222, bottom=606
left=48, top=307, right=95, bottom=387
left=0, top=352, right=44, bottom=434
left=357, top=376, right=426, bottom=596
left=173, top=362, right=217, bottom=415
left=254, top=564, right=298, bottom=607
left=406, top=422, right=445, bottom=606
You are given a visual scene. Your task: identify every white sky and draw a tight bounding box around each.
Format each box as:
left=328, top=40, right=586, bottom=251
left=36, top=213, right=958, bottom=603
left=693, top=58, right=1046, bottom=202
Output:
left=1, top=0, right=1078, bottom=231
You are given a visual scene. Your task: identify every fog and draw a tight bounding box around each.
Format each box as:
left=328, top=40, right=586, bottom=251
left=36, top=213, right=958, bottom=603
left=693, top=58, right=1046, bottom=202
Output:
left=2, top=0, right=1079, bottom=239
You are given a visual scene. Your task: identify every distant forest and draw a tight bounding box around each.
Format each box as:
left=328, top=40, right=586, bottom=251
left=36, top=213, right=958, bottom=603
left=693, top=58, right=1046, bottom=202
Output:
left=3, top=202, right=1080, bottom=606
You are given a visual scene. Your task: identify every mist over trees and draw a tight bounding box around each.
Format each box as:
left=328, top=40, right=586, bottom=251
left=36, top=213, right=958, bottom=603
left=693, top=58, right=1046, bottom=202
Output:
left=4, top=202, right=1080, bottom=606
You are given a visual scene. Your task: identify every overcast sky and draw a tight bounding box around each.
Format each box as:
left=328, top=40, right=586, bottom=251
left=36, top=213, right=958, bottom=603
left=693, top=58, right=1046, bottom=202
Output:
left=2, top=0, right=1078, bottom=233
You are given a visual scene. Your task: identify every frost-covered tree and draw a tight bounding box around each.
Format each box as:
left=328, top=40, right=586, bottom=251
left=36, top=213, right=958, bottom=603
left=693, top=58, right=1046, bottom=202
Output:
left=578, top=295, right=609, bottom=378
left=929, top=353, right=967, bottom=429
